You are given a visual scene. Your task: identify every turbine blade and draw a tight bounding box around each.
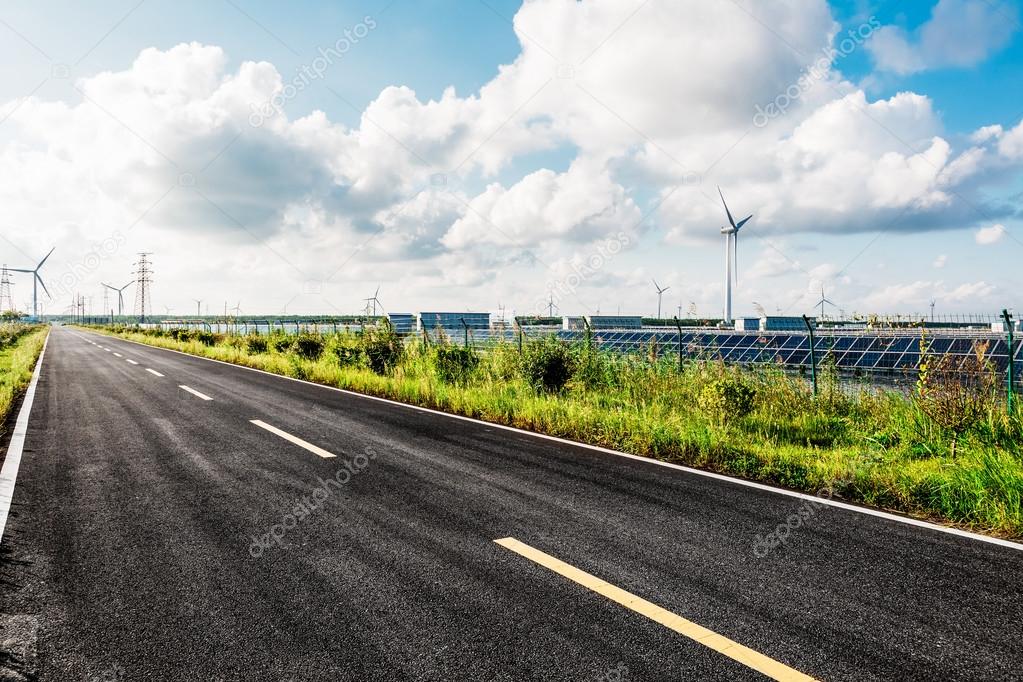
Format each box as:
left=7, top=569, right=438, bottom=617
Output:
left=735, top=215, right=753, bottom=230
left=36, top=273, right=51, bottom=298
left=718, top=187, right=737, bottom=229
left=37, top=247, right=55, bottom=269
left=8, top=268, right=31, bottom=273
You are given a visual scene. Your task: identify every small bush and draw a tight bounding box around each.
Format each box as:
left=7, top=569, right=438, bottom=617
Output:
left=363, top=325, right=404, bottom=375
left=196, top=331, right=218, bottom=347
left=698, top=372, right=757, bottom=424
left=916, top=340, right=998, bottom=457
left=432, top=345, right=480, bottom=384
left=246, top=335, right=269, bottom=354
left=329, top=335, right=364, bottom=368
left=271, top=334, right=294, bottom=353
left=521, top=335, right=575, bottom=394
left=294, top=333, right=325, bottom=360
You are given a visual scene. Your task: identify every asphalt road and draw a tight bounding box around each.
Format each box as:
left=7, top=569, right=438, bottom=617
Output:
left=0, top=326, right=1021, bottom=681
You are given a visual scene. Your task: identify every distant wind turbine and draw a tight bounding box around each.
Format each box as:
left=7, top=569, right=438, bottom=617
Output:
left=652, top=279, right=670, bottom=319
left=815, top=286, right=836, bottom=318
left=102, top=281, right=133, bottom=318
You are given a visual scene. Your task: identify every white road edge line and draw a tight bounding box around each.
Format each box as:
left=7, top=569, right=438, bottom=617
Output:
left=250, top=420, right=336, bottom=459
left=86, top=331, right=1023, bottom=552
left=0, top=332, right=49, bottom=547
left=146, top=368, right=164, bottom=377
left=113, top=352, right=123, bottom=357
left=126, top=359, right=138, bottom=365
left=179, top=385, right=213, bottom=401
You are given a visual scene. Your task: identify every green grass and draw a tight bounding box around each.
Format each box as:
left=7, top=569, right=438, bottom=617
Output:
left=0, top=325, right=48, bottom=430
left=88, top=325, right=1023, bottom=539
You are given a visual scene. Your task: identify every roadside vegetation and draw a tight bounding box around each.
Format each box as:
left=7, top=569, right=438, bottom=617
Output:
left=89, top=323, right=1023, bottom=538
left=0, top=324, right=48, bottom=429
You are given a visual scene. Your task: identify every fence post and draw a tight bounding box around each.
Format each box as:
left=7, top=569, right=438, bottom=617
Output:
left=1003, top=309, right=1015, bottom=413
left=802, top=315, right=818, bottom=397
left=673, top=316, right=683, bottom=373
left=460, top=317, right=469, bottom=348
left=583, top=317, right=593, bottom=353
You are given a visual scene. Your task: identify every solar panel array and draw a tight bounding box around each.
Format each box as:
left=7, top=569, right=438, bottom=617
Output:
left=468, top=327, right=1021, bottom=380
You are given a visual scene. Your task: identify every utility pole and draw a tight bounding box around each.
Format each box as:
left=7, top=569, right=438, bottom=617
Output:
left=132, top=253, right=154, bottom=323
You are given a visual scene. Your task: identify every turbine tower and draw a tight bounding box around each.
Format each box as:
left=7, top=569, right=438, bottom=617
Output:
left=718, top=188, right=752, bottom=325
left=652, top=279, right=670, bottom=319
left=132, top=253, right=153, bottom=323
left=0, top=265, right=14, bottom=313
left=10, top=248, right=54, bottom=321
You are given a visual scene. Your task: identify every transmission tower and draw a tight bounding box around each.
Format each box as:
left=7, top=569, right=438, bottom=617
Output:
left=0, top=266, right=14, bottom=313
left=132, top=253, right=154, bottom=322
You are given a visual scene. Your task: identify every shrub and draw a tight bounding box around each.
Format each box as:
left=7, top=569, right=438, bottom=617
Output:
left=271, top=334, right=294, bottom=353
left=329, top=335, right=364, bottom=368
left=521, top=335, right=575, bottom=394
left=196, top=331, right=218, bottom=347
left=363, top=325, right=404, bottom=375
left=246, top=335, right=269, bottom=354
left=294, top=333, right=325, bottom=360
left=916, top=340, right=997, bottom=457
left=432, top=345, right=480, bottom=384
left=698, top=371, right=757, bottom=424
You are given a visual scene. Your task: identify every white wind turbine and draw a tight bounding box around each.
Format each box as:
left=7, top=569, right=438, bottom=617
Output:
left=718, top=188, right=752, bottom=325
left=652, top=279, right=670, bottom=319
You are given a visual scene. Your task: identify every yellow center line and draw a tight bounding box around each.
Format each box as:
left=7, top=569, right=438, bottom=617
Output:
left=494, top=537, right=817, bottom=682
left=249, top=420, right=337, bottom=459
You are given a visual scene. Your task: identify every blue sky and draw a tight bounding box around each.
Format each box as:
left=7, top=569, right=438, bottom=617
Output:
left=0, top=0, right=1021, bottom=318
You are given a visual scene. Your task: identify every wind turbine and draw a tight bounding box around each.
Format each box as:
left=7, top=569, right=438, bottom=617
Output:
left=546, top=293, right=559, bottom=318
left=10, top=248, right=54, bottom=320
left=815, top=286, right=836, bottom=318
left=718, top=188, right=752, bottom=325
left=193, top=299, right=202, bottom=317
left=102, top=281, right=133, bottom=318
left=363, top=285, right=382, bottom=316
left=232, top=302, right=242, bottom=317
left=652, top=279, right=670, bottom=319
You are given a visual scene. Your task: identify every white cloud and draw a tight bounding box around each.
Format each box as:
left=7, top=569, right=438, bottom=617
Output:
left=867, top=0, right=1019, bottom=75
left=0, top=1, right=1020, bottom=315
left=933, top=254, right=948, bottom=268
left=975, top=224, right=1007, bottom=245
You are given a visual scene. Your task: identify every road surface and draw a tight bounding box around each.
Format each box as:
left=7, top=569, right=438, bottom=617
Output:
left=0, top=326, right=1020, bottom=680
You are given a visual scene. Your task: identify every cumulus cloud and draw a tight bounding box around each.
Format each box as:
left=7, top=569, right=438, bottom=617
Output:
left=867, top=0, right=1019, bottom=75
left=0, top=0, right=1021, bottom=314
left=975, top=224, right=1007, bottom=244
